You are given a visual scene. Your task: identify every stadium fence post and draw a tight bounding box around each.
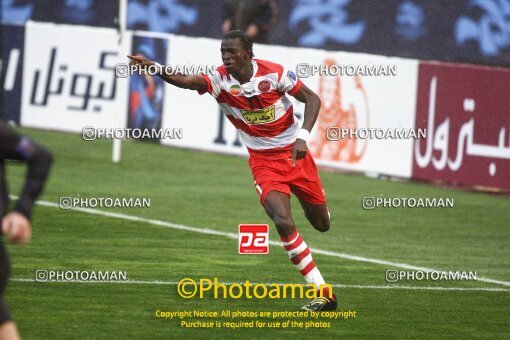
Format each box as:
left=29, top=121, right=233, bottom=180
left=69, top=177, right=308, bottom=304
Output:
left=112, top=0, right=128, bottom=163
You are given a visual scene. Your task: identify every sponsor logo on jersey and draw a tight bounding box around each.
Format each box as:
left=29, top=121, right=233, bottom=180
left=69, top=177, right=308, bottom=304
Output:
left=243, top=89, right=256, bottom=96
left=240, top=106, right=276, bottom=124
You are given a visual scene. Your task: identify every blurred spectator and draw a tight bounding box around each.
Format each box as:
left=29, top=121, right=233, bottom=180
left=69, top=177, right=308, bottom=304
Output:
left=222, top=0, right=278, bottom=43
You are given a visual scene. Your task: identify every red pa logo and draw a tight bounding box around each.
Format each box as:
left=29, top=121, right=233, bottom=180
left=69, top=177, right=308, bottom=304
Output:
left=238, top=224, right=269, bottom=254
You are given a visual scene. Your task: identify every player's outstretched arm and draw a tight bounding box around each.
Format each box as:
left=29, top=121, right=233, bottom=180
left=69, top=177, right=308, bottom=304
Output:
left=127, top=55, right=207, bottom=92
left=290, top=83, right=321, bottom=165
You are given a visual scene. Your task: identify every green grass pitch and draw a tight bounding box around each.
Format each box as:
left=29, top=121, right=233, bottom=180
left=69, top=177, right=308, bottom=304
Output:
left=3, top=128, right=509, bottom=339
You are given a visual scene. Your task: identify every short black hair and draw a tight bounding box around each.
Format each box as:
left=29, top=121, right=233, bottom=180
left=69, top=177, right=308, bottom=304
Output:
left=222, top=30, right=254, bottom=58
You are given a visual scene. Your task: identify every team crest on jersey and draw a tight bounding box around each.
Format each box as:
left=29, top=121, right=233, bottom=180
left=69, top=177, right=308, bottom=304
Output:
left=229, top=85, right=241, bottom=96
left=240, top=106, right=276, bottom=124
left=257, top=80, right=271, bottom=93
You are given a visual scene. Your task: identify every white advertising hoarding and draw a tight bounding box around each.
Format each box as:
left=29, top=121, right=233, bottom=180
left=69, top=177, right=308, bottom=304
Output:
left=295, top=51, right=419, bottom=178
left=21, top=22, right=130, bottom=132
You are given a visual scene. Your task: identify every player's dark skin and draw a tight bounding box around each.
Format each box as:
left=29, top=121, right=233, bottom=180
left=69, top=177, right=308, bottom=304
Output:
left=128, top=38, right=330, bottom=237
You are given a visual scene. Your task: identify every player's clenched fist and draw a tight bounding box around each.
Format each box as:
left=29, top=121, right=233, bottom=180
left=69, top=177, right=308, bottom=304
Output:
left=291, top=139, right=308, bottom=167
left=2, top=212, right=32, bottom=245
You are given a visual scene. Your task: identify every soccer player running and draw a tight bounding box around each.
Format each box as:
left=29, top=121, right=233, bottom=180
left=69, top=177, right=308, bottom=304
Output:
left=0, top=121, right=53, bottom=339
left=128, top=30, right=336, bottom=311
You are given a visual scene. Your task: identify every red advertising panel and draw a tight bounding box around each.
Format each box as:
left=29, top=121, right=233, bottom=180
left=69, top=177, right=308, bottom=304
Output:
left=413, top=62, right=510, bottom=191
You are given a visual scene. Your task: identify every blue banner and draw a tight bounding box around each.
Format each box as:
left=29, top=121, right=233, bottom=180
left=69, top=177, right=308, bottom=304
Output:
left=2, top=0, right=509, bottom=67
left=124, top=0, right=510, bottom=67
left=1, top=0, right=118, bottom=27
left=1, top=25, right=25, bottom=123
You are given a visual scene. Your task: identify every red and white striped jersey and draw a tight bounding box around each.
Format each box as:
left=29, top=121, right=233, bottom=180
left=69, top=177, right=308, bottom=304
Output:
left=198, top=59, right=303, bottom=154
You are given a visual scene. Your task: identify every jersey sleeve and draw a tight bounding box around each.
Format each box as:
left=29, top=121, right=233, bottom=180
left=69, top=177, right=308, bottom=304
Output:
left=197, top=69, right=222, bottom=98
left=277, top=68, right=303, bottom=95
left=0, top=122, right=53, bottom=220
left=197, top=74, right=213, bottom=95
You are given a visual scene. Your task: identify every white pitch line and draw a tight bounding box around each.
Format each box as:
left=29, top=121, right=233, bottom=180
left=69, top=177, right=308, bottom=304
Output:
left=9, top=278, right=509, bottom=292
left=24, top=198, right=510, bottom=288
